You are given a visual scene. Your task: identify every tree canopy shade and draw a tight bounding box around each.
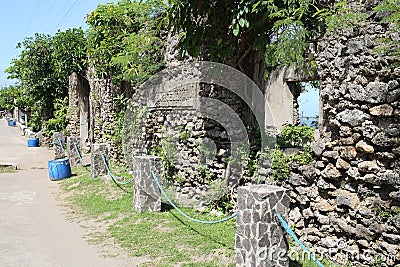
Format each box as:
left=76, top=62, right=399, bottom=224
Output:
left=86, top=0, right=166, bottom=84
left=163, top=0, right=398, bottom=85
left=163, top=0, right=329, bottom=85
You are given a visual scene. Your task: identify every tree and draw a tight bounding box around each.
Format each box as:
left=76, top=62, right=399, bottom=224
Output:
left=6, top=34, right=63, bottom=124
left=52, top=28, right=87, bottom=77
left=86, top=0, right=166, bottom=84
left=164, top=0, right=329, bottom=87
left=0, top=85, right=24, bottom=111
left=6, top=28, right=87, bottom=132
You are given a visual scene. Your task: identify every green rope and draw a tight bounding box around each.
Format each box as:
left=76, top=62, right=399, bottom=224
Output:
left=151, top=171, right=237, bottom=224
left=101, top=154, right=134, bottom=185
left=58, top=137, right=67, bottom=155
left=276, top=213, right=324, bottom=267
left=73, top=142, right=88, bottom=165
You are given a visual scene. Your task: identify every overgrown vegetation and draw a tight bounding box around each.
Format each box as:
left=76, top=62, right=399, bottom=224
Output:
left=373, top=0, right=400, bottom=67
left=4, top=28, right=86, bottom=132
left=86, top=0, right=166, bottom=84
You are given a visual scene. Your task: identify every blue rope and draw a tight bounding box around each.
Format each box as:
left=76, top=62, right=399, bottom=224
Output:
left=73, top=142, right=88, bottom=165
left=101, top=154, right=134, bottom=185
left=57, top=138, right=67, bottom=155
left=276, top=213, right=324, bottom=267
left=151, top=171, right=237, bottom=224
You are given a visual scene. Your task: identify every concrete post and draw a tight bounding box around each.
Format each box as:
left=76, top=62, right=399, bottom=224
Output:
left=53, top=132, right=66, bottom=160
left=67, top=137, right=82, bottom=167
left=235, top=185, right=290, bottom=267
left=132, top=156, right=163, bottom=213
left=90, top=143, right=110, bottom=178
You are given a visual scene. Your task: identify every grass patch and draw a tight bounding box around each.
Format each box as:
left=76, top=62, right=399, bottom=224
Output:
left=60, top=166, right=342, bottom=267
left=0, top=164, right=17, bottom=173
left=59, top=166, right=236, bottom=266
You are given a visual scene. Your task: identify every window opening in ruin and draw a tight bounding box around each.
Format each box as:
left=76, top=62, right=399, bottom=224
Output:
left=298, top=82, right=320, bottom=128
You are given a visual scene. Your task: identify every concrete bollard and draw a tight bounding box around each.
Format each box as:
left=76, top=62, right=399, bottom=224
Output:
left=132, top=156, right=163, bottom=213
left=53, top=132, right=66, bottom=160
left=90, top=143, right=110, bottom=178
left=67, top=137, right=82, bottom=167
left=235, top=185, right=290, bottom=267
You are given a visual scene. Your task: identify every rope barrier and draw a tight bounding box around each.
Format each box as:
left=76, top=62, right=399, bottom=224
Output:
left=73, top=142, right=88, bottom=165
left=276, top=213, right=324, bottom=267
left=101, top=154, right=135, bottom=185
left=151, top=171, right=237, bottom=224
left=56, top=138, right=67, bottom=155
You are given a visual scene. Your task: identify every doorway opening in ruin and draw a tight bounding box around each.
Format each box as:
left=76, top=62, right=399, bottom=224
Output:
left=298, top=81, right=320, bottom=128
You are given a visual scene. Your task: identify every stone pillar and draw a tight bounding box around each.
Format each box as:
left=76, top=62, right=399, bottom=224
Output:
left=53, top=132, right=66, bottom=160
left=91, top=143, right=110, bottom=178
left=132, top=156, right=163, bottom=213
left=67, top=137, right=82, bottom=167
left=235, top=185, right=290, bottom=267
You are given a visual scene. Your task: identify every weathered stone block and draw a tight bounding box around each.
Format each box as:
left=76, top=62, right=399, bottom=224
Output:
left=53, top=132, right=66, bottom=160
left=67, top=136, right=82, bottom=167
left=90, top=143, right=110, bottom=178
left=337, top=109, right=370, bottom=126
left=235, top=185, right=289, bottom=267
left=132, top=156, right=163, bottom=213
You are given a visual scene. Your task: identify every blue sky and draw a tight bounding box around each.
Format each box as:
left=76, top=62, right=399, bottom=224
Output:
left=298, top=85, right=319, bottom=117
left=0, top=0, right=111, bottom=86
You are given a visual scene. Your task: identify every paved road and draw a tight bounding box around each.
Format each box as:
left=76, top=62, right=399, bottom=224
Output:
left=0, top=119, right=135, bottom=267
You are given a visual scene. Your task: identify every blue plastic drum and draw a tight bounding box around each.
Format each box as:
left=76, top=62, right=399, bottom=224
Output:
left=48, top=158, right=72, bottom=181
left=27, top=138, right=39, bottom=147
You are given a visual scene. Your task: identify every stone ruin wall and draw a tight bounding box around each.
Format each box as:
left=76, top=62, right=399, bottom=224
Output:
left=68, top=72, right=134, bottom=160
left=66, top=3, right=399, bottom=264
left=127, top=75, right=255, bottom=205
left=269, top=9, right=400, bottom=266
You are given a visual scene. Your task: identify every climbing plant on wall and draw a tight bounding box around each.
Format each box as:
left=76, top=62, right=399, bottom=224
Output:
left=373, top=0, right=400, bottom=66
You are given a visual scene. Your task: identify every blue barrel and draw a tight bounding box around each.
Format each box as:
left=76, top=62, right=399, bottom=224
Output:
left=28, top=138, right=39, bottom=147
left=48, top=158, right=72, bottom=181
left=8, top=121, right=16, bottom=126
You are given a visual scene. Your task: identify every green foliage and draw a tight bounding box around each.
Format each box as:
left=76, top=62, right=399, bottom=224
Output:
left=373, top=0, right=400, bottom=66
left=164, top=0, right=328, bottom=75
left=269, top=124, right=316, bottom=180
left=375, top=206, right=400, bottom=222
left=105, top=94, right=129, bottom=157
left=154, top=135, right=178, bottom=181
left=0, top=86, right=25, bottom=111
left=313, top=1, right=367, bottom=34
left=6, top=33, right=65, bottom=122
left=52, top=28, right=87, bottom=77
left=43, top=97, right=69, bottom=137
left=278, top=124, right=315, bottom=148
left=86, top=0, right=166, bottom=84
left=6, top=28, right=85, bottom=132
left=271, top=146, right=315, bottom=180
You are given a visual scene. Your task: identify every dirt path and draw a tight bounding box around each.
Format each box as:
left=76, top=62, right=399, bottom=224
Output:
left=0, top=119, right=137, bottom=267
